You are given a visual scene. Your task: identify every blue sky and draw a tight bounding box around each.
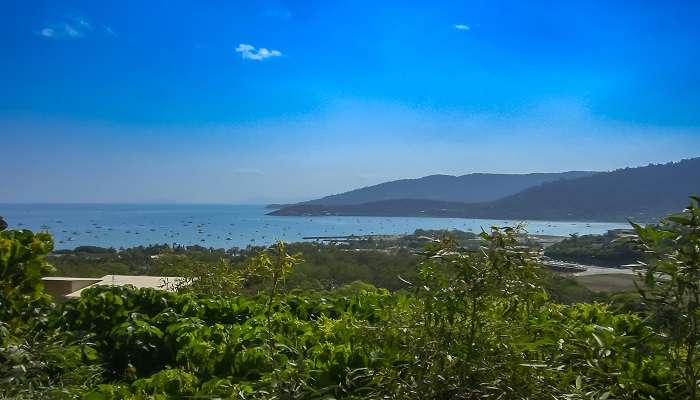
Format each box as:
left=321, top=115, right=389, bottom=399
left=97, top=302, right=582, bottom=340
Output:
left=1, top=0, right=699, bottom=203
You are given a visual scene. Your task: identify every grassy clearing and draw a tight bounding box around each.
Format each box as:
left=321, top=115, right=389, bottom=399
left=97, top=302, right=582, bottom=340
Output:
left=574, top=273, right=641, bottom=293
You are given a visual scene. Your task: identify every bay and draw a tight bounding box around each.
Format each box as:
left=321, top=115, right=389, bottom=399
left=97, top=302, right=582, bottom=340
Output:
left=0, top=204, right=631, bottom=250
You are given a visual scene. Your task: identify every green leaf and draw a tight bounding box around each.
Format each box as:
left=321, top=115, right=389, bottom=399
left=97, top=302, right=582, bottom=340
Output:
left=82, top=393, right=106, bottom=400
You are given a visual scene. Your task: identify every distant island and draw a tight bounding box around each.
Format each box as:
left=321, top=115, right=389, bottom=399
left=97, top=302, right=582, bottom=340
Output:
left=270, top=158, right=700, bottom=222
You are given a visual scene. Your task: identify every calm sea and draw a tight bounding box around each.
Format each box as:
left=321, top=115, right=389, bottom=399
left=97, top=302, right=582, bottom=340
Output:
left=0, top=204, right=630, bottom=250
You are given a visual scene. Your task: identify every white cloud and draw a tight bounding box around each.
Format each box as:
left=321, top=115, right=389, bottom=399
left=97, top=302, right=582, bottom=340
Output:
left=103, top=25, right=117, bottom=37
left=454, top=24, right=470, bottom=31
left=34, top=17, right=106, bottom=40
left=35, top=23, right=85, bottom=39
left=235, top=43, right=283, bottom=61
left=39, top=28, right=55, bottom=38
left=64, top=24, right=82, bottom=38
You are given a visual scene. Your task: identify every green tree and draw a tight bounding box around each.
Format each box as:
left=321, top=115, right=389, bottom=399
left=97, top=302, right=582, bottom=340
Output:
left=1, top=225, right=102, bottom=398
left=633, top=196, right=700, bottom=399
left=0, top=224, right=54, bottom=330
left=157, top=254, right=246, bottom=296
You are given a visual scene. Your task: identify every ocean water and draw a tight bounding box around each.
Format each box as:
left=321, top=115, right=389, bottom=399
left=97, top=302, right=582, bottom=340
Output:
left=0, top=204, right=631, bottom=250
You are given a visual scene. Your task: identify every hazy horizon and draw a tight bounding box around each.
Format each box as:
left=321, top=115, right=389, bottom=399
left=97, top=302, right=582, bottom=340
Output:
left=0, top=157, right=695, bottom=205
left=2, top=1, right=700, bottom=203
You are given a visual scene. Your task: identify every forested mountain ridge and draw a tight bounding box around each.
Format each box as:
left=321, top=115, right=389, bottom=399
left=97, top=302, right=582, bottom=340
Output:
left=480, top=157, right=700, bottom=221
left=270, top=158, right=700, bottom=221
left=288, top=171, right=596, bottom=206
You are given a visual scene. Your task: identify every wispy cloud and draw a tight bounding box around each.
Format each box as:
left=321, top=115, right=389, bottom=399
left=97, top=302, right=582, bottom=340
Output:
left=38, top=28, right=57, bottom=38
left=235, top=44, right=282, bottom=61
left=35, top=17, right=90, bottom=39
left=454, top=24, right=470, bottom=31
left=35, top=17, right=115, bottom=40
left=102, top=25, right=117, bottom=37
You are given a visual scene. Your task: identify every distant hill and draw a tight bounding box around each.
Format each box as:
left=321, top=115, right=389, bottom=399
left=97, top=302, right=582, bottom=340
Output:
left=479, top=158, right=700, bottom=221
left=265, top=203, right=294, bottom=209
left=292, top=171, right=597, bottom=206
left=270, top=199, right=479, bottom=217
left=270, top=158, right=700, bottom=222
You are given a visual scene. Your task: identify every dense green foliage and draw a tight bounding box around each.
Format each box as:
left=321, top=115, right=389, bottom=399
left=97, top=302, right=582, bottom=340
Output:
left=48, top=242, right=420, bottom=292
left=0, top=226, right=54, bottom=328
left=3, top=198, right=700, bottom=398
left=633, top=196, right=700, bottom=398
left=0, top=218, right=102, bottom=399
left=544, top=230, right=641, bottom=267
left=48, top=233, right=435, bottom=291
left=46, top=230, right=594, bottom=297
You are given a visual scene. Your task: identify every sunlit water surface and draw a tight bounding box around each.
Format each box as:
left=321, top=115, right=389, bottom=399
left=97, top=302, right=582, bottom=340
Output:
left=1, top=204, right=630, bottom=250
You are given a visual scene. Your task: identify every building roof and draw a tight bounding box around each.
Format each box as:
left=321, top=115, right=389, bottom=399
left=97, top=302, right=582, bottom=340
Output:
left=44, top=275, right=186, bottom=299
left=43, top=277, right=103, bottom=281
left=67, top=275, right=187, bottom=298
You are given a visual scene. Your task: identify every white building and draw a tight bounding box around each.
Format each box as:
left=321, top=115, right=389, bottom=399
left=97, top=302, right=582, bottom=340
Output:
left=42, top=275, right=186, bottom=301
